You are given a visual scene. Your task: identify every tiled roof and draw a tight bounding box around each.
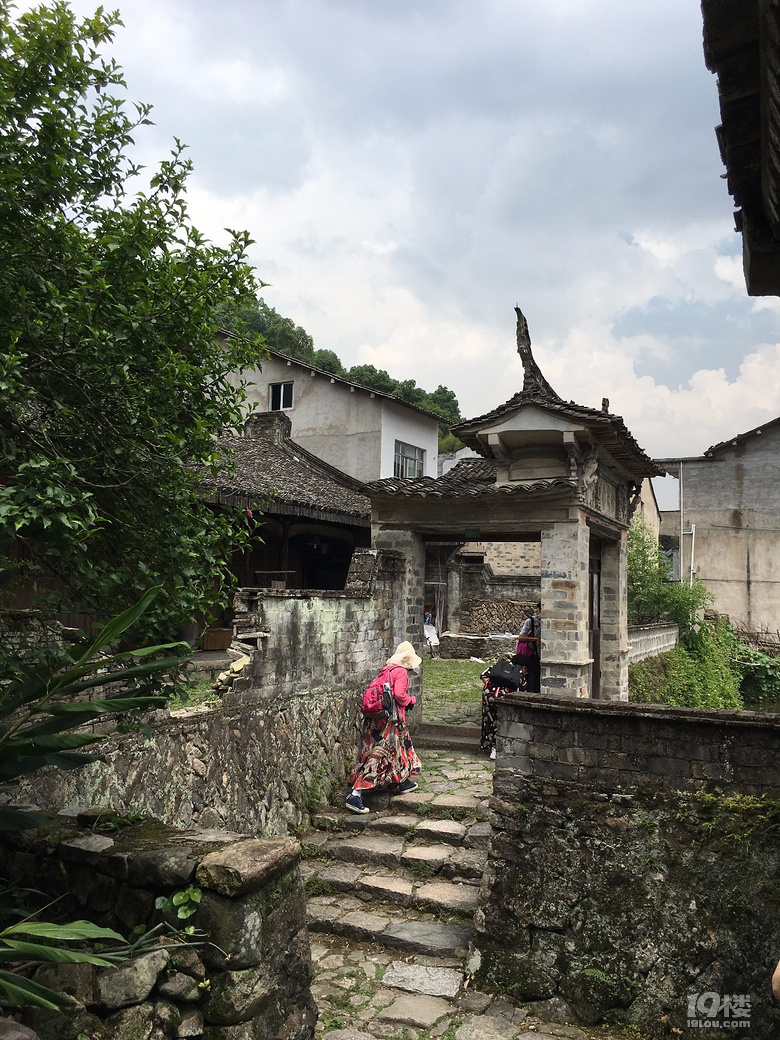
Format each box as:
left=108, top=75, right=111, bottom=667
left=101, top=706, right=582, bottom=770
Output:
left=364, top=458, right=577, bottom=498
left=204, top=413, right=370, bottom=525
left=453, top=390, right=662, bottom=479
left=704, top=415, right=780, bottom=458
left=450, top=309, right=661, bottom=480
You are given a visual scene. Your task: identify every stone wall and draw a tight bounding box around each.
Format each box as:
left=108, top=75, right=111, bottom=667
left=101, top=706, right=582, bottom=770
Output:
left=229, top=547, right=405, bottom=707
left=476, top=540, right=541, bottom=575
left=474, top=694, right=780, bottom=1036
left=437, top=632, right=518, bottom=660
left=18, top=548, right=408, bottom=836
left=458, top=595, right=539, bottom=636
left=0, top=819, right=315, bottom=1040
left=626, top=622, right=678, bottom=664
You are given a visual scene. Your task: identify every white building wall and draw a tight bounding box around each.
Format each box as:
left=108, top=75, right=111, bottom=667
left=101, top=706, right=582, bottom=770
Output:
left=231, top=351, right=439, bottom=483
left=380, top=399, right=439, bottom=479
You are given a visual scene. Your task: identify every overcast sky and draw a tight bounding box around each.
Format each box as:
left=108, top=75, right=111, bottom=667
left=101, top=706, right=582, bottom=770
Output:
left=50, top=1, right=780, bottom=504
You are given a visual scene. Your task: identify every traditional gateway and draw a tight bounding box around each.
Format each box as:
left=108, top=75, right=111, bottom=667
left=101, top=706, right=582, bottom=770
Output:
left=364, top=308, right=662, bottom=702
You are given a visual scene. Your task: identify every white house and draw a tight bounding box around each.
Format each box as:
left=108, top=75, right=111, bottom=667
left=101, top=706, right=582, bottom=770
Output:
left=229, top=344, right=441, bottom=484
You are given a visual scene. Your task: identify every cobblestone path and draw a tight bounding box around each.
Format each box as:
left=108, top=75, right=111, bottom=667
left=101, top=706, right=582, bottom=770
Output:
left=301, top=746, right=649, bottom=1040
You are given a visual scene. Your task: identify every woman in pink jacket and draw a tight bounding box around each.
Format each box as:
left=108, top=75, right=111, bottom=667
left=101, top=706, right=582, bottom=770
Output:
left=346, top=641, right=423, bottom=814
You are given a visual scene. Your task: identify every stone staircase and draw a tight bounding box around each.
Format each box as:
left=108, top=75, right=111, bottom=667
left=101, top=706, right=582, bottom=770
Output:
left=298, top=748, right=509, bottom=1036
left=302, top=786, right=489, bottom=965
left=299, top=746, right=645, bottom=1040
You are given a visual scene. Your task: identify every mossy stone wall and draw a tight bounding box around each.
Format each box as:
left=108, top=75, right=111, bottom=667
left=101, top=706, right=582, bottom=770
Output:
left=474, top=695, right=780, bottom=1037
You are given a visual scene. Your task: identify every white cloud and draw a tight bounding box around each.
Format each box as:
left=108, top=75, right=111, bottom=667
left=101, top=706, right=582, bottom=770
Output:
left=20, top=0, right=780, bottom=463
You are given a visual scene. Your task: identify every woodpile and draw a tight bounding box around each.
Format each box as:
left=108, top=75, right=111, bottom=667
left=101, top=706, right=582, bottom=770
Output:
left=459, top=598, right=540, bottom=635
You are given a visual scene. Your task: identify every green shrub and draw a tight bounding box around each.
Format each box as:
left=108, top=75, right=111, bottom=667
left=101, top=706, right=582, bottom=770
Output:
left=627, top=517, right=712, bottom=643
left=629, top=620, right=742, bottom=710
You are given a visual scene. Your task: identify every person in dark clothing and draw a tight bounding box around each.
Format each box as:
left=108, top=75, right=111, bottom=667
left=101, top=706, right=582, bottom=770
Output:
left=511, top=608, right=541, bottom=693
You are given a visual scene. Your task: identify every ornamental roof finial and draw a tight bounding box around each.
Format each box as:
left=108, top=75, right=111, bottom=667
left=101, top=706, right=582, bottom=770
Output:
left=515, top=306, right=560, bottom=399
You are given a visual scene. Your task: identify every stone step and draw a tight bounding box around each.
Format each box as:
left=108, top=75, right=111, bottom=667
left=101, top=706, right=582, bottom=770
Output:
left=313, top=831, right=488, bottom=882
left=313, top=789, right=489, bottom=831
left=301, top=860, right=481, bottom=916
left=414, top=722, right=482, bottom=751
left=306, top=893, right=473, bottom=960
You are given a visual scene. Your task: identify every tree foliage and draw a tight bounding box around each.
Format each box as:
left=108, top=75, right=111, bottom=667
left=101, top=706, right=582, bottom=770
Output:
left=0, top=2, right=264, bottom=638
left=219, top=298, right=465, bottom=443
left=627, top=517, right=711, bottom=644
left=627, top=518, right=743, bottom=709
left=628, top=620, right=742, bottom=710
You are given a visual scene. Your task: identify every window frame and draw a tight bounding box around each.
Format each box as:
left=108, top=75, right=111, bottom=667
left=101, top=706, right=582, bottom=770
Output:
left=269, top=381, right=294, bottom=411
left=394, top=439, right=426, bottom=479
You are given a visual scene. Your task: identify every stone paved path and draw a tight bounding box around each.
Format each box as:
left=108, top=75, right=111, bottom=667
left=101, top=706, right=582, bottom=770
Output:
left=302, top=747, right=650, bottom=1040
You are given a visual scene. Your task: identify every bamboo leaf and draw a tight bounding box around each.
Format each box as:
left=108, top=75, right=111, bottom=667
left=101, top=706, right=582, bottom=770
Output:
left=3, top=921, right=125, bottom=942
left=0, top=970, right=72, bottom=1010
left=0, top=940, right=116, bottom=965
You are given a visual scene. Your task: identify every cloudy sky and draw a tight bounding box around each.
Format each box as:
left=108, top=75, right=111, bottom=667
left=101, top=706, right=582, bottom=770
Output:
left=49, top=1, right=780, bottom=503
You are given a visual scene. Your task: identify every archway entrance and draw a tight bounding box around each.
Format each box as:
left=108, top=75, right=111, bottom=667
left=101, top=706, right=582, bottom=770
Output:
left=362, top=310, right=661, bottom=716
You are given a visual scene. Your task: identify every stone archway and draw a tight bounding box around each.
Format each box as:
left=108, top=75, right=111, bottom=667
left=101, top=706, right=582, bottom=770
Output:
left=364, top=310, right=659, bottom=708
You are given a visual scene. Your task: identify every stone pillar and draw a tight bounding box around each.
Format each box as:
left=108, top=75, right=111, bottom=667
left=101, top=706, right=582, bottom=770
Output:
left=540, top=516, right=590, bottom=697
left=599, top=532, right=629, bottom=700
left=371, top=525, right=426, bottom=729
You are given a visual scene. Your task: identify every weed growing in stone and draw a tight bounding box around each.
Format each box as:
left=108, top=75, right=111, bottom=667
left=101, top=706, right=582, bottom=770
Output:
left=319, top=1012, right=345, bottom=1030
left=306, top=763, right=328, bottom=816
left=303, top=875, right=333, bottom=898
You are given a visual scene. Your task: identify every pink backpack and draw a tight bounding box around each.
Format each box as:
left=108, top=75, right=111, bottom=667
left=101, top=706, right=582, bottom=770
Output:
left=360, top=666, right=399, bottom=718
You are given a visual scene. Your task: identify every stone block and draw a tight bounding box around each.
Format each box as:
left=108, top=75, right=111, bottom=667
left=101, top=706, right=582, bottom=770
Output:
left=158, top=970, right=201, bottom=1002
left=357, top=873, right=414, bottom=906
left=196, top=838, right=300, bottom=897
left=376, top=992, right=453, bottom=1028
left=127, top=847, right=199, bottom=887
left=97, top=950, right=169, bottom=1010
left=381, top=961, right=463, bottom=998
left=504, top=722, right=533, bottom=741
left=203, top=966, right=276, bottom=1025
left=196, top=892, right=264, bottom=970
left=502, top=754, right=533, bottom=776
left=414, top=819, right=467, bottom=845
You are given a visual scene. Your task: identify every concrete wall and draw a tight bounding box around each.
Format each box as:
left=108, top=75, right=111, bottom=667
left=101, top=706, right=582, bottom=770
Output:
left=626, top=621, right=678, bottom=664
left=380, top=397, right=439, bottom=479
left=474, top=694, right=780, bottom=1035
left=663, top=424, right=780, bottom=634
left=233, top=353, right=439, bottom=483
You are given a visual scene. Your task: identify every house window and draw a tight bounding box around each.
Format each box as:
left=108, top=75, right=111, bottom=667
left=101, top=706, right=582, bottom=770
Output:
left=394, top=440, right=425, bottom=479
left=269, top=381, right=293, bottom=410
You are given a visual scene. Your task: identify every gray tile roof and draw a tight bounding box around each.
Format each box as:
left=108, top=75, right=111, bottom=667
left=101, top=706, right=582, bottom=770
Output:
left=204, top=413, right=370, bottom=526
left=364, top=458, right=577, bottom=498
left=453, top=391, right=662, bottom=479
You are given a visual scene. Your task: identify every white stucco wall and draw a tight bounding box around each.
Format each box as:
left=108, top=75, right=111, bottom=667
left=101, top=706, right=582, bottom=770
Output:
left=231, top=352, right=439, bottom=483
left=380, top=398, right=439, bottom=479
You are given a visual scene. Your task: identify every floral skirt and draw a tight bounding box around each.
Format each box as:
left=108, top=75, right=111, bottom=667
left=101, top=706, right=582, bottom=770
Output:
left=349, top=715, right=422, bottom=791
left=480, top=680, right=509, bottom=752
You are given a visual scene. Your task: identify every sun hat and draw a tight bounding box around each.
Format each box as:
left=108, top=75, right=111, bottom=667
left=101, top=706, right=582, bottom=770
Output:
left=387, top=641, right=422, bottom=670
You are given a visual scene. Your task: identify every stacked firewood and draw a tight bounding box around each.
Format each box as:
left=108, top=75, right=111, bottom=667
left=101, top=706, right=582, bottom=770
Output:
left=459, top=598, right=539, bottom=635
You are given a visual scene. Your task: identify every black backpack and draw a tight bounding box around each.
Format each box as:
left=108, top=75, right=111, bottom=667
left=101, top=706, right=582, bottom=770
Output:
left=485, top=658, right=525, bottom=690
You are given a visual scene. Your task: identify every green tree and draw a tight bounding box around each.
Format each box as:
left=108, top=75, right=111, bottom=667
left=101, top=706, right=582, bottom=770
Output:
left=346, top=363, right=398, bottom=395
left=221, top=297, right=314, bottom=361
left=0, top=1, right=264, bottom=639
left=627, top=517, right=711, bottom=644
left=311, top=348, right=346, bottom=375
